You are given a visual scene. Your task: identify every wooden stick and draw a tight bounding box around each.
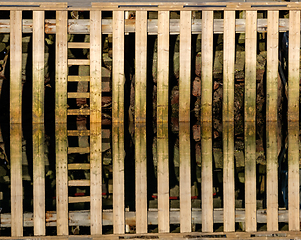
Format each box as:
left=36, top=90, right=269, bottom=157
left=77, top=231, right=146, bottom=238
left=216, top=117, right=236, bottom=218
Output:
left=179, top=122, right=191, bottom=232
left=135, top=11, right=147, bottom=123
left=201, top=122, right=213, bottom=232
left=266, top=11, right=278, bottom=122
left=10, top=10, right=23, bottom=237
left=157, top=11, right=169, bottom=123
left=157, top=123, right=169, bottom=233
left=288, top=10, right=300, bottom=122
left=113, top=123, right=125, bottom=234
left=266, top=122, right=278, bottom=231
left=135, top=123, right=147, bottom=233
left=112, top=11, right=124, bottom=123
left=201, top=11, right=213, bottom=122
left=179, top=11, right=191, bottom=122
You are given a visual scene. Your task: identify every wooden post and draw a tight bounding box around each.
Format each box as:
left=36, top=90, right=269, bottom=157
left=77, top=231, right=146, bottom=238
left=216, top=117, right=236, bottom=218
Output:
left=135, top=11, right=147, bottom=123
left=135, top=123, right=147, bottom=233
left=157, top=11, right=169, bottom=123
left=179, top=122, right=191, bottom=232
left=112, top=11, right=124, bottom=123
left=288, top=121, right=300, bottom=231
left=244, top=11, right=257, bottom=232
left=32, top=11, right=45, bottom=236
left=201, top=122, right=213, bottom=232
left=266, top=122, right=278, bottom=231
left=288, top=10, right=300, bottom=122
left=113, top=123, right=125, bottom=234
left=179, top=11, right=191, bottom=122
left=201, top=11, right=213, bottom=122
left=157, top=123, right=169, bottom=233
left=10, top=10, right=23, bottom=237
left=266, top=11, right=278, bottom=122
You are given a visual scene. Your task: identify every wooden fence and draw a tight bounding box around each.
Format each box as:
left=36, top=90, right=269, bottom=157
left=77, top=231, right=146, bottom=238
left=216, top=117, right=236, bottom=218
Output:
left=0, top=1, right=300, bottom=238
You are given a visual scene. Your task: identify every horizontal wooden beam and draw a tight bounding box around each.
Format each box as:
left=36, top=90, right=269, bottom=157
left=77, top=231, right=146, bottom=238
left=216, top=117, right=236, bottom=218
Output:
left=0, top=18, right=292, bottom=34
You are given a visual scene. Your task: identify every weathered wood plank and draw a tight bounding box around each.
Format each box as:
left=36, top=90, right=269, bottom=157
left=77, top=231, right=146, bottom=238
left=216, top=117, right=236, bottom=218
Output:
left=68, top=163, right=90, bottom=170
left=179, top=11, right=191, bottom=122
left=157, top=11, right=169, bottom=123
left=55, top=123, right=68, bottom=235
left=68, top=147, right=90, bottom=154
left=266, top=11, right=278, bottom=122
left=201, top=11, right=213, bottom=122
left=55, top=10, right=68, bottom=123
left=135, top=123, right=147, bottom=233
left=68, top=180, right=90, bottom=187
left=179, top=123, right=191, bottom=232
left=10, top=10, right=23, bottom=237
left=68, top=42, right=90, bottom=48
left=135, top=11, right=147, bottom=123
left=67, top=92, right=90, bottom=98
left=245, top=11, right=257, bottom=123
left=266, top=122, right=278, bottom=231
left=33, top=124, right=46, bottom=236
left=288, top=121, right=299, bottom=231
left=245, top=123, right=257, bottom=232
left=112, top=123, right=125, bottom=234
left=157, top=123, right=169, bottom=233
left=68, top=76, right=90, bottom=82
left=68, top=59, right=90, bottom=65
left=112, top=11, right=125, bottom=123
left=288, top=10, right=300, bottom=122
left=201, top=122, right=213, bottom=232
left=90, top=10, right=102, bottom=123
left=67, top=109, right=90, bottom=115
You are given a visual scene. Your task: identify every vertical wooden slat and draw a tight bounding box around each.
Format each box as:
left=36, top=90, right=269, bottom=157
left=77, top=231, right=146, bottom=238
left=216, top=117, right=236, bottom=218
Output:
left=266, top=122, right=278, bottom=231
left=201, top=122, right=213, bottom=232
left=157, top=123, right=169, bottom=233
left=10, top=10, right=23, bottom=237
left=32, top=11, right=45, bottom=236
left=201, top=11, right=213, bottom=122
left=288, top=10, right=300, bottom=122
left=112, top=11, right=124, bottom=123
left=113, top=123, right=125, bottom=234
left=244, top=11, right=257, bottom=232
left=179, top=122, right=191, bottom=232
left=223, top=11, right=235, bottom=232
left=266, top=11, right=278, bottom=122
left=288, top=121, right=299, bottom=231
left=90, top=10, right=103, bottom=235
left=135, top=11, right=147, bottom=123
left=55, top=10, right=68, bottom=123
left=157, top=11, right=169, bottom=123
left=55, top=10, right=68, bottom=236
left=135, top=123, right=147, bottom=233
left=179, top=11, right=191, bottom=122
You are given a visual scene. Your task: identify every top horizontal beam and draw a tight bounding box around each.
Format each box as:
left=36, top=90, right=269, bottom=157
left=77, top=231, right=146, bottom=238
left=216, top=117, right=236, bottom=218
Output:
left=0, top=2, right=67, bottom=10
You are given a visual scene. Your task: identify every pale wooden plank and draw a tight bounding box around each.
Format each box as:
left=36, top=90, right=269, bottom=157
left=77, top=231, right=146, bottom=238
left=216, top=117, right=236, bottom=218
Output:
left=67, top=92, right=90, bottom=98
left=266, top=122, right=278, bottom=231
left=90, top=122, right=102, bottom=235
left=223, top=11, right=235, bottom=233
left=244, top=123, right=257, bottom=232
left=157, top=123, right=169, bottom=233
left=10, top=10, right=23, bottom=237
left=68, top=163, right=90, bottom=170
left=157, top=11, right=169, bottom=123
left=10, top=124, right=23, bottom=236
left=68, top=42, right=90, bottom=48
left=288, top=121, right=300, bottom=231
left=245, top=11, right=257, bottom=123
left=179, top=122, right=191, bottom=232
left=112, top=123, right=125, bottom=234
left=56, top=123, right=68, bottom=235
left=68, top=59, right=90, bottom=65
left=55, top=10, right=68, bottom=123
left=68, top=180, right=90, bottom=187
left=68, top=147, right=90, bottom=154
left=288, top=10, right=300, bottom=122
left=112, top=11, right=125, bottom=123
left=135, top=11, right=147, bottom=123
left=266, top=11, right=279, bottom=122
left=201, top=122, right=213, bottom=232
left=201, top=11, right=213, bottom=122
left=69, top=196, right=91, bottom=203
left=32, top=124, right=46, bottom=236
left=135, top=123, right=147, bottom=233
left=90, top=10, right=102, bottom=123
left=223, top=122, right=235, bottom=232
left=179, top=11, right=191, bottom=122
left=68, top=76, right=90, bottom=82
